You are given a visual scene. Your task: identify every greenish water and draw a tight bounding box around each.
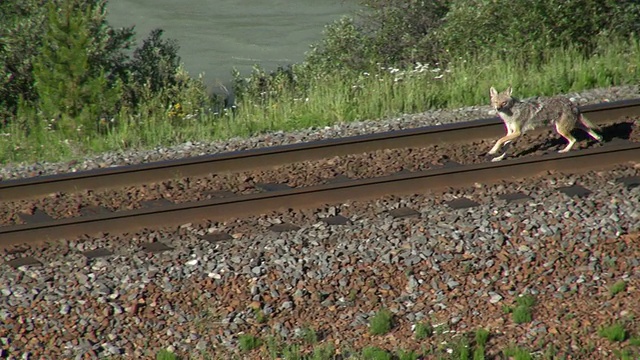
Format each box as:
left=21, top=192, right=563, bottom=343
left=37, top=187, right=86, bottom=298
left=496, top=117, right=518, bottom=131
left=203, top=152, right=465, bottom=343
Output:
left=106, top=0, right=355, bottom=90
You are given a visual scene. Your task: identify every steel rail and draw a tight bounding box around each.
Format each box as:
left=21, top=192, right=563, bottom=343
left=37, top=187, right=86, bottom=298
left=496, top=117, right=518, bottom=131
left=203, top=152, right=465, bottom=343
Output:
left=1, top=98, right=640, bottom=201
left=1, top=141, right=638, bottom=247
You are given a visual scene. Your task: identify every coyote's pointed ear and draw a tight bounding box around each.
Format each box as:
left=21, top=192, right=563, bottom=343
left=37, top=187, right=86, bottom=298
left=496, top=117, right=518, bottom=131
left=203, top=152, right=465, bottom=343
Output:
left=506, top=86, right=513, bottom=96
left=490, top=87, right=498, bottom=98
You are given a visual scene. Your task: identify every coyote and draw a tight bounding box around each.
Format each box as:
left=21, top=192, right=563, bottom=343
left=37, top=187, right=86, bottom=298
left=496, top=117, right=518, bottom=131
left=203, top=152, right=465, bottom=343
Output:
left=487, top=86, right=603, bottom=161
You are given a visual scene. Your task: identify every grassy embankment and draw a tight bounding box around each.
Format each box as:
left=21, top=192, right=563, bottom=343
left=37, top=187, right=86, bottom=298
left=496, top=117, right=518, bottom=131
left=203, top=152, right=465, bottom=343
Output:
left=1, top=38, right=639, bottom=165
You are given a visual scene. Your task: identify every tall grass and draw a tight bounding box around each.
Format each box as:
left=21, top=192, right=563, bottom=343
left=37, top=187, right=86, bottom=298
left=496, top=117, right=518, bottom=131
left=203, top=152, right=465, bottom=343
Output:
left=1, top=37, right=639, bottom=164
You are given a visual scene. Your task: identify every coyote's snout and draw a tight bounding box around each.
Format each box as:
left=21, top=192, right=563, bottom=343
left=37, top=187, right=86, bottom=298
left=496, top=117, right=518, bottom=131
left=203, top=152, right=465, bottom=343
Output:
left=488, top=86, right=603, bottom=161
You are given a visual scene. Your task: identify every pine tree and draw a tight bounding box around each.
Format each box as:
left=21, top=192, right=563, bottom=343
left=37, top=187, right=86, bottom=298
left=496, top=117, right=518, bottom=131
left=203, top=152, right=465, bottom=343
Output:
left=32, top=0, right=121, bottom=136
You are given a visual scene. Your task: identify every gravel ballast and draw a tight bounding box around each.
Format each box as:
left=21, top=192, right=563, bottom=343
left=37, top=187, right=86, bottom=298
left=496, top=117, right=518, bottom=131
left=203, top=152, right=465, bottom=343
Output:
left=1, top=166, right=639, bottom=358
left=1, top=86, right=639, bottom=359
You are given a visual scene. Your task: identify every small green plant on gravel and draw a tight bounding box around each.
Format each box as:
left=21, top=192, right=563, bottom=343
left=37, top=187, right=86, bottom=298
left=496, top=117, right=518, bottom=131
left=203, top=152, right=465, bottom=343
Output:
left=253, top=308, right=268, bottom=324
left=512, top=305, right=533, bottom=324
left=311, top=343, right=336, bottom=360
left=604, top=257, right=617, bottom=269
left=282, top=344, right=301, bottom=360
left=396, top=349, right=419, bottom=360
left=415, top=321, right=434, bottom=340
left=369, top=308, right=393, bottom=335
left=543, top=343, right=558, bottom=360
left=361, top=346, right=392, bottom=360
left=473, top=347, right=485, bottom=360
left=265, top=335, right=279, bottom=358
left=475, top=328, right=490, bottom=347
left=449, top=337, right=471, bottom=360
left=502, top=345, right=533, bottom=360
left=301, top=326, right=318, bottom=344
left=614, top=348, right=638, bottom=360
left=512, top=295, right=536, bottom=324
left=156, top=349, right=179, bottom=360
left=348, top=288, right=358, bottom=302
left=238, top=334, right=262, bottom=352
left=629, top=337, right=640, bottom=346
left=609, top=280, right=627, bottom=296
left=473, top=328, right=490, bottom=360
left=599, top=322, right=628, bottom=342
left=434, top=323, right=449, bottom=335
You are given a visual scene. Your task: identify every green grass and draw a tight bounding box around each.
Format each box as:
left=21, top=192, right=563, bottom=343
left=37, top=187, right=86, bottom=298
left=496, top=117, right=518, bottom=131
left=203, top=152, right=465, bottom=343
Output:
left=414, top=321, right=434, bottom=340
left=155, top=349, right=180, bottom=360
left=369, top=308, right=393, bottom=335
left=599, top=323, right=628, bottom=342
left=396, top=349, right=419, bottom=360
left=473, top=328, right=490, bottom=360
left=362, top=346, right=392, bottom=360
left=511, top=295, right=536, bottom=324
left=2, top=37, right=640, bottom=165
left=301, top=326, right=318, bottom=344
left=502, top=345, right=533, bottom=360
left=282, top=344, right=302, bottom=360
left=238, top=334, right=262, bottom=352
left=609, top=280, right=627, bottom=296
left=475, top=328, right=490, bottom=347
left=310, top=343, right=336, bottom=360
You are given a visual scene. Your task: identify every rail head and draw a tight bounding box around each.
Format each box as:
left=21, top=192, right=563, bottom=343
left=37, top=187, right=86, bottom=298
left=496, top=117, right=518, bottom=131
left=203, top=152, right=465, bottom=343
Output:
left=1, top=140, right=638, bottom=247
left=1, top=97, right=639, bottom=201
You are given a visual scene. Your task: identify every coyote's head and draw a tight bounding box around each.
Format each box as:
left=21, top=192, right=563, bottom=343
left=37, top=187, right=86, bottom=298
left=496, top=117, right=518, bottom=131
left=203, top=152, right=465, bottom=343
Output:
left=489, top=86, right=515, bottom=113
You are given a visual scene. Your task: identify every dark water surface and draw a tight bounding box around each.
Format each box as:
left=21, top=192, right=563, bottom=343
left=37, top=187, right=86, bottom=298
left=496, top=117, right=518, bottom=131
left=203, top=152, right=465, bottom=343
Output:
left=107, top=0, right=354, bottom=90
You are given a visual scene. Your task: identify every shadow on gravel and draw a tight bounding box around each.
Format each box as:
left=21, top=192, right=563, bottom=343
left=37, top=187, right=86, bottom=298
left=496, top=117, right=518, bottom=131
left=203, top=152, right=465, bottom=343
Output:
left=513, top=121, right=636, bottom=158
left=596, top=121, right=635, bottom=142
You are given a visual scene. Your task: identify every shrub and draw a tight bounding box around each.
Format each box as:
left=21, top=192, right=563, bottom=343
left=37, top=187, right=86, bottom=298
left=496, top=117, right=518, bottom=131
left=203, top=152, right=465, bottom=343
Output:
left=609, top=280, right=627, bottom=296
left=311, top=343, right=335, bottom=360
left=369, top=308, right=393, bottom=335
left=435, top=0, right=640, bottom=61
left=397, top=349, right=419, bottom=360
left=415, top=321, right=434, bottom=340
left=238, top=334, right=262, bottom=351
left=156, top=349, right=179, bottom=360
left=503, top=346, right=533, bottom=360
left=599, top=323, right=628, bottom=342
left=512, top=295, right=535, bottom=324
left=362, top=346, right=392, bottom=360
left=475, top=328, right=490, bottom=347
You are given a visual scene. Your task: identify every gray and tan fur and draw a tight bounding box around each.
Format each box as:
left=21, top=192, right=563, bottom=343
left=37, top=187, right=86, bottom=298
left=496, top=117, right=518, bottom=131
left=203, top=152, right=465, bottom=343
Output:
left=488, top=86, right=603, bottom=161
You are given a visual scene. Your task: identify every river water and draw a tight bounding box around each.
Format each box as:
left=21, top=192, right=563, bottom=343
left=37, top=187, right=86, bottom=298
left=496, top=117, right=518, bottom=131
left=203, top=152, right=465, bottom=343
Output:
left=106, top=0, right=355, bottom=91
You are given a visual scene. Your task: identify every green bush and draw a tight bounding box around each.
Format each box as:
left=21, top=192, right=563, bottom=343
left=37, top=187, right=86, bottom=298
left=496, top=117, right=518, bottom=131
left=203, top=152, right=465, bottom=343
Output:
left=609, top=280, right=627, bottom=296
left=362, top=346, right=392, bottom=360
left=599, top=323, right=628, bottom=342
left=304, top=0, right=448, bottom=73
left=435, top=0, right=640, bottom=61
left=156, top=349, right=179, bottom=360
left=369, top=308, right=393, bottom=335
left=414, top=321, right=434, bottom=340
left=238, top=334, right=262, bottom=351
left=0, top=0, right=134, bottom=116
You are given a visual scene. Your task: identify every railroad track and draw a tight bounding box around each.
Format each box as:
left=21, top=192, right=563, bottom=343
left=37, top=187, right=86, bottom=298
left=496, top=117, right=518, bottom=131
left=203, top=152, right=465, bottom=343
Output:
left=1, top=99, right=639, bottom=247
left=1, top=140, right=639, bottom=246
left=1, top=98, right=639, bottom=201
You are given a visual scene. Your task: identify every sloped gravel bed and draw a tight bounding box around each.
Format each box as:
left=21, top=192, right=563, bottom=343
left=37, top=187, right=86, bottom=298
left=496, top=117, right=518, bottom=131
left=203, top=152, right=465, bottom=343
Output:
left=1, top=118, right=637, bottom=227
left=1, top=85, right=638, bottom=182
left=1, top=162, right=638, bottom=359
